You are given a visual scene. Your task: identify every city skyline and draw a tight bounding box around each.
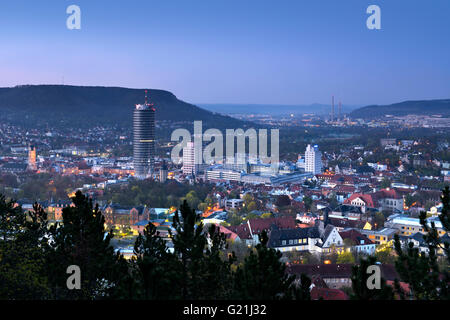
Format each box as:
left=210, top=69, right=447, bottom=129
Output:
left=1, top=0, right=449, bottom=106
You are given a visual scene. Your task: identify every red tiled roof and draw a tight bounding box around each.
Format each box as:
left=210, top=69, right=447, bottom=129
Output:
left=334, top=185, right=356, bottom=193
left=226, top=216, right=296, bottom=240
left=339, top=229, right=374, bottom=245
left=386, top=280, right=411, bottom=294
left=288, top=263, right=401, bottom=282
left=216, top=224, right=239, bottom=241
left=376, top=188, right=402, bottom=199
left=344, top=188, right=402, bottom=208
left=344, top=193, right=376, bottom=207
left=328, top=217, right=365, bottom=229
left=287, top=264, right=353, bottom=278
left=310, top=287, right=349, bottom=300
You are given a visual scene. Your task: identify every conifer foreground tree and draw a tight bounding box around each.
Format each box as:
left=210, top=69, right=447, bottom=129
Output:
left=114, top=200, right=235, bottom=300
left=350, top=256, right=394, bottom=300
left=113, top=222, right=178, bottom=299
left=0, top=196, right=51, bottom=299
left=114, top=200, right=307, bottom=300
left=169, top=200, right=235, bottom=299
left=394, top=186, right=449, bottom=300
left=47, top=191, right=125, bottom=299
left=232, top=231, right=310, bottom=300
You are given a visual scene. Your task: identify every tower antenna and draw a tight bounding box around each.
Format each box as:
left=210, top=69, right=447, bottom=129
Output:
left=145, top=89, right=148, bottom=105
left=331, top=95, right=335, bottom=121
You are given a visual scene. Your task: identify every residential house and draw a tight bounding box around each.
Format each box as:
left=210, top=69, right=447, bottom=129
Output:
left=360, top=228, right=397, bottom=245
left=344, top=188, right=404, bottom=213
left=318, top=224, right=344, bottom=254
left=225, top=216, right=296, bottom=246
left=268, top=225, right=321, bottom=253
left=287, top=263, right=406, bottom=291
left=385, top=214, right=448, bottom=237
left=339, top=229, right=376, bottom=255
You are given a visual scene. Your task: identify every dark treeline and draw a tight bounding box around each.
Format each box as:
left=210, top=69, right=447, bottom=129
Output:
left=0, top=191, right=310, bottom=300
left=0, top=187, right=449, bottom=300
left=100, top=179, right=215, bottom=209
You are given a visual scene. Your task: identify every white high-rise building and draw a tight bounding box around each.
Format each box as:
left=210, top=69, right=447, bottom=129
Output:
left=182, top=142, right=199, bottom=175
left=305, top=144, right=322, bottom=175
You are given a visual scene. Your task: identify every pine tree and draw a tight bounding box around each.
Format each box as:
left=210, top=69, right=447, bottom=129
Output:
left=47, top=191, right=123, bottom=299
left=232, top=230, right=309, bottom=300
left=119, top=200, right=236, bottom=300
left=121, top=222, right=178, bottom=299
left=196, top=223, right=236, bottom=299
left=350, top=256, right=394, bottom=300
left=170, top=200, right=235, bottom=299
left=0, top=194, right=25, bottom=241
left=0, top=197, right=51, bottom=299
left=169, top=200, right=207, bottom=299
left=393, top=186, right=449, bottom=300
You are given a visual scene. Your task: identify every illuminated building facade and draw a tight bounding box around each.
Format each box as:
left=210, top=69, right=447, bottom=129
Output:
left=28, top=145, right=37, bottom=171
left=305, top=144, right=322, bottom=175
left=133, top=90, right=156, bottom=179
left=182, top=141, right=199, bottom=175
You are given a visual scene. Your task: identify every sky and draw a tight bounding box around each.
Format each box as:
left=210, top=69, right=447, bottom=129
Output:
left=0, top=0, right=449, bottom=106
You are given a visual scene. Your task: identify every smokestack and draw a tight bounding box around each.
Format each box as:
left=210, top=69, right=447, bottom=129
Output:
left=331, top=95, right=335, bottom=121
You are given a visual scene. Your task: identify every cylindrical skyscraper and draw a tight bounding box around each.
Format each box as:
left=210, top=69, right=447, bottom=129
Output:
left=133, top=90, right=155, bottom=179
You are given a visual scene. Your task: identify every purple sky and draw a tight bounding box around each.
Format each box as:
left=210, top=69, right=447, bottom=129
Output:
left=0, top=0, right=449, bottom=106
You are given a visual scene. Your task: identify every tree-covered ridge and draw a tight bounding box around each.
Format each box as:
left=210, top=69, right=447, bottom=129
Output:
left=350, top=99, right=450, bottom=119
left=0, top=85, right=248, bottom=128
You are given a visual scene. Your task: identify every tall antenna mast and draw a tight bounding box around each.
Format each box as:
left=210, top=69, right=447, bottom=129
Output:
left=144, top=89, right=148, bottom=105
left=331, top=95, right=335, bottom=121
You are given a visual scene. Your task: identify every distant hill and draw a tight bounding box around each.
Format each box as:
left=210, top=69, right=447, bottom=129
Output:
left=0, top=85, right=248, bottom=128
left=350, top=99, right=450, bottom=119
left=199, top=103, right=360, bottom=115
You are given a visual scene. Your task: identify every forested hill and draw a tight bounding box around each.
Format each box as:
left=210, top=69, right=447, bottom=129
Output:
left=350, top=99, right=450, bottom=119
left=0, top=85, right=249, bottom=128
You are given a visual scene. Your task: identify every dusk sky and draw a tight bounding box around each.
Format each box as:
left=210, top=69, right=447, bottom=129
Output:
left=0, top=0, right=449, bottom=106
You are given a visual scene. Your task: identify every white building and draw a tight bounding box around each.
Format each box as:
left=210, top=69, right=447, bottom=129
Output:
left=305, top=144, right=322, bottom=175
left=182, top=141, right=199, bottom=175
left=206, top=167, right=242, bottom=182
left=225, top=199, right=244, bottom=210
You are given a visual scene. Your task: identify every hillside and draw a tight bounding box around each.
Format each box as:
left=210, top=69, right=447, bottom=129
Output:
left=0, top=85, right=249, bottom=128
left=350, top=99, right=450, bottom=119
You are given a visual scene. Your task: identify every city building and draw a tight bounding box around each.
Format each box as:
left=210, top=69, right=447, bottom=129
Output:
left=339, top=229, right=376, bottom=255
left=305, top=144, right=322, bottom=175
left=27, top=145, right=37, bottom=171
left=360, top=228, right=397, bottom=245
left=385, top=214, right=447, bottom=237
left=268, top=226, right=321, bottom=253
left=344, top=189, right=404, bottom=213
left=206, top=166, right=241, bottom=182
left=133, top=90, right=155, bottom=179
left=182, top=141, right=199, bottom=175
left=159, top=161, right=168, bottom=182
